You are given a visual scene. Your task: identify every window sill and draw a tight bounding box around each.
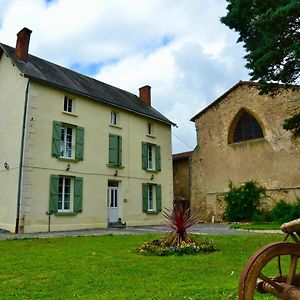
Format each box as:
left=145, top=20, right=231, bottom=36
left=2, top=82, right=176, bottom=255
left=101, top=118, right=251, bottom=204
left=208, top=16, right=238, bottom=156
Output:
left=144, top=169, right=159, bottom=173
left=62, top=111, right=78, bottom=117
left=57, top=157, right=79, bottom=162
left=109, top=124, right=122, bottom=129
left=55, top=212, right=77, bottom=216
left=229, top=138, right=266, bottom=147
left=146, top=134, right=156, bottom=138
left=145, top=211, right=160, bottom=215
left=107, top=163, right=125, bottom=169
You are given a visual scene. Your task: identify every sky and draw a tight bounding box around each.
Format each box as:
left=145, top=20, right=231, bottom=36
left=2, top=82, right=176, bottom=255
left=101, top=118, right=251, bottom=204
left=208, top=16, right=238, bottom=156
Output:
left=0, top=0, right=249, bottom=153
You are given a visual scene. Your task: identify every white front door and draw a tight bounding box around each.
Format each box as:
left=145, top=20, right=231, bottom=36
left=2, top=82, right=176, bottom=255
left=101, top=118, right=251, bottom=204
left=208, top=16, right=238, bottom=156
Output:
left=108, top=185, right=119, bottom=222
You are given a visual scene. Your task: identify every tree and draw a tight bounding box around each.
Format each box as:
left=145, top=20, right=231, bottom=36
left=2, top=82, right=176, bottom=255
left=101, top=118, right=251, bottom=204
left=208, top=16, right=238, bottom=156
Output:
left=221, top=0, right=300, bottom=135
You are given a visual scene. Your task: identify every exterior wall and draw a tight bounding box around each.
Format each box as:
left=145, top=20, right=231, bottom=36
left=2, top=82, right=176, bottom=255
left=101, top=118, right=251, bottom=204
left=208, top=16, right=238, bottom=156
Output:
left=0, top=54, right=27, bottom=232
left=191, top=84, right=300, bottom=222
left=173, top=154, right=192, bottom=202
left=20, top=82, right=173, bottom=233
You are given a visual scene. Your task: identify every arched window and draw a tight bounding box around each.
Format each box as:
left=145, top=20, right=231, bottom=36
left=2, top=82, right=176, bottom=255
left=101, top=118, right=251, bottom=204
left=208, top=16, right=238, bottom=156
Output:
left=228, top=110, right=264, bottom=144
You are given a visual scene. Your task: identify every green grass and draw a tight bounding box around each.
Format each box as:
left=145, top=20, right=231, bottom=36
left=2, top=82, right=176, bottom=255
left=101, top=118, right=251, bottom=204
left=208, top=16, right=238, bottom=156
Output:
left=0, top=234, right=285, bottom=299
left=230, top=223, right=281, bottom=231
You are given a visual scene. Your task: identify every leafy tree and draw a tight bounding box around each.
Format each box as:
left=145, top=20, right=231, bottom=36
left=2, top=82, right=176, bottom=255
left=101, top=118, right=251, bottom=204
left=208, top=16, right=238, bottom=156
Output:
left=221, top=0, right=300, bottom=135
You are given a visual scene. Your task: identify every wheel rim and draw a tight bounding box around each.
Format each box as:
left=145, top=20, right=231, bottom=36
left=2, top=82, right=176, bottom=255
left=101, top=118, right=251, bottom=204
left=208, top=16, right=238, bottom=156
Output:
left=239, top=242, right=300, bottom=299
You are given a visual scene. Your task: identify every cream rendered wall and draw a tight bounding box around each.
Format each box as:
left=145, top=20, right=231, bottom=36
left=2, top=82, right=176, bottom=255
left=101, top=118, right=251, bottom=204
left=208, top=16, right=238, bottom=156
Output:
left=21, top=82, right=173, bottom=232
left=0, top=53, right=28, bottom=232
left=191, top=84, right=300, bottom=222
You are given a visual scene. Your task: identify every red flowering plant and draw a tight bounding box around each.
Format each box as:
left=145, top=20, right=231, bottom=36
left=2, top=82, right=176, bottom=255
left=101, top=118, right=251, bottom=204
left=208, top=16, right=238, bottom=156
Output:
left=138, top=202, right=218, bottom=256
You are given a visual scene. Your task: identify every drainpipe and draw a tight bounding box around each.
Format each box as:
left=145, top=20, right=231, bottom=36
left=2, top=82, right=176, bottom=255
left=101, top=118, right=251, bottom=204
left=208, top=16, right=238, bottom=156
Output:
left=15, top=80, right=30, bottom=233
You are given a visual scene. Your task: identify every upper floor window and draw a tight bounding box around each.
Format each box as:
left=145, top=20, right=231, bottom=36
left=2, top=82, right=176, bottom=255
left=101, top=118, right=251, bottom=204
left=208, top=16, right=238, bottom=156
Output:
left=147, top=123, right=153, bottom=135
left=108, top=134, right=122, bottom=167
left=52, top=121, right=84, bottom=161
left=111, top=112, right=119, bottom=126
left=142, top=142, right=161, bottom=172
left=228, top=110, right=264, bottom=144
left=64, top=96, right=74, bottom=113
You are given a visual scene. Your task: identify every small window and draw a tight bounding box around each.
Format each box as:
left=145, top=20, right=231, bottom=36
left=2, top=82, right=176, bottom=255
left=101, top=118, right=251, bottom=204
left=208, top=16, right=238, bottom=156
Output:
left=147, top=144, right=154, bottom=170
left=111, top=112, right=119, bottom=125
left=64, top=96, right=74, bottom=113
left=142, top=142, right=161, bottom=172
left=108, top=134, right=122, bottom=166
left=147, top=123, right=153, bottom=135
left=148, top=185, right=154, bottom=211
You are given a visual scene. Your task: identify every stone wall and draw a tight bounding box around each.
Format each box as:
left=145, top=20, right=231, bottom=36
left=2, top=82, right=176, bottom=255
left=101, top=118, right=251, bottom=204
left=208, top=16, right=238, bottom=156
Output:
left=191, top=82, right=300, bottom=222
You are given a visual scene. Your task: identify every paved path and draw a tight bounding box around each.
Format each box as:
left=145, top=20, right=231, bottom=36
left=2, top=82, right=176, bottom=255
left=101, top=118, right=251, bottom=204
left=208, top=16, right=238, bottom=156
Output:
left=0, top=224, right=282, bottom=240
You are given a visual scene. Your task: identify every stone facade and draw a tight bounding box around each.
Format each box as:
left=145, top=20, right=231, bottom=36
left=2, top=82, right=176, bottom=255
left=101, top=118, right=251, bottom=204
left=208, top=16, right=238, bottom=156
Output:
left=191, top=81, right=300, bottom=222
left=172, top=151, right=192, bottom=207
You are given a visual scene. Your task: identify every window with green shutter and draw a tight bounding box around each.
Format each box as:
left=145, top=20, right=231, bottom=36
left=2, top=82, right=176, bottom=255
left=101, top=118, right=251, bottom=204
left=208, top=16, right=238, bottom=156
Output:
left=109, top=134, right=122, bottom=166
left=141, top=142, right=161, bottom=172
left=52, top=121, right=84, bottom=161
left=142, top=183, right=162, bottom=214
left=49, top=175, right=83, bottom=214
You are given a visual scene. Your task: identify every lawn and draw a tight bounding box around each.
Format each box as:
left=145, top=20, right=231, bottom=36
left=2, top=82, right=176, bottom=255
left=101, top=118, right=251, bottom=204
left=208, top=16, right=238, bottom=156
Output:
left=0, top=233, right=284, bottom=299
left=229, top=223, right=281, bottom=231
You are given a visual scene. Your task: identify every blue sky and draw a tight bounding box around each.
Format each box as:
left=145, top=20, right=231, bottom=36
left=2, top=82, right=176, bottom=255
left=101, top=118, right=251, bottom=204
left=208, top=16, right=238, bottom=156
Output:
left=0, top=0, right=249, bottom=153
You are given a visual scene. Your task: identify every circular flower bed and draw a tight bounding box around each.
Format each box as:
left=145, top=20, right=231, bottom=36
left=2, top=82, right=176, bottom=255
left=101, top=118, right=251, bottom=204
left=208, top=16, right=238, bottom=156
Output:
left=138, top=234, right=218, bottom=256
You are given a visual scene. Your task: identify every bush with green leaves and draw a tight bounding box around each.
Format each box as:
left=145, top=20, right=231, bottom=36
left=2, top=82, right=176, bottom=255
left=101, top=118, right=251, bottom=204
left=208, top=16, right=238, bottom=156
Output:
left=224, top=180, right=267, bottom=222
left=271, top=199, right=300, bottom=224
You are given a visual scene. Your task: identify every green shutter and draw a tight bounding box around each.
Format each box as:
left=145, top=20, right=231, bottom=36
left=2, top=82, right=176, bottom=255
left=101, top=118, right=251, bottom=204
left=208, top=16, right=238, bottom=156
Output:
left=156, top=184, right=162, bottom=212
left=109, top=134, right=119, bottom=165
left=118, top=136, right=122, bottom=165
left=142, top=142, right=148, bottom=170
left=49, top=175, right=59, bottom=213
left=155, top=145, right=161, bottom=172
left=75, top=126, right=84, bottom=161
left=142, top=183, right=148, bottom=212
left=52, top=121, right=62, bottom=157
left=74, top=177, right=83, bottom=212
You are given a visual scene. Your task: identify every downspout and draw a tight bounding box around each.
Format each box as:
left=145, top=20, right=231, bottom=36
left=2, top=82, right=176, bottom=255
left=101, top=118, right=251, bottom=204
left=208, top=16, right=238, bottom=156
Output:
left=15, top=79, right=30, bottom=233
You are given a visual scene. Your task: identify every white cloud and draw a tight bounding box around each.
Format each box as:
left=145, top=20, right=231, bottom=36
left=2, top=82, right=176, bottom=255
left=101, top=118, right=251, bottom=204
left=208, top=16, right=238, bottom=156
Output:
left=0, top=0, right=249, bottom=152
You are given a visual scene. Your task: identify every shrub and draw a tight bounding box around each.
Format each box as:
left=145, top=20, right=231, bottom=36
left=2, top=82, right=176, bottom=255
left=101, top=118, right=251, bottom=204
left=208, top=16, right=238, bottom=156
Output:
left=224, top=180, right=267, bottom=222
left=271, top=199, right=300, bottom=223
left=137, top=202, right=218, bottom=256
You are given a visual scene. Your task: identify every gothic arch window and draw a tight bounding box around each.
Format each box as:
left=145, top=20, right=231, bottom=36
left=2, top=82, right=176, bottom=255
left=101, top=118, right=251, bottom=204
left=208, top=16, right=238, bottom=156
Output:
left=228, top=110, right=264, bottom=143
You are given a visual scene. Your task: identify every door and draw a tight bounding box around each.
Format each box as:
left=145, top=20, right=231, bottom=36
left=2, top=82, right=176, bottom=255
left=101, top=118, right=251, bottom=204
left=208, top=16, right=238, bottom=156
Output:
left=107, top=181, right=119, bottom=223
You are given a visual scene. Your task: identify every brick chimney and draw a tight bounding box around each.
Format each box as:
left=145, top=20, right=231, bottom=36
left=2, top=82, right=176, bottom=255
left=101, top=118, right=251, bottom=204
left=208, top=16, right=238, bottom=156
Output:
left=139, top=85, right=151, bottom=106
left=15, top=27, right=32, bottom=62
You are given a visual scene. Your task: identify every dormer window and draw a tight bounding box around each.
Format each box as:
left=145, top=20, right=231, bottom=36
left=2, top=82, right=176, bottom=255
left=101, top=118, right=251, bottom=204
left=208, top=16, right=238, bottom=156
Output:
left=64, top=96, right=74, bottom=113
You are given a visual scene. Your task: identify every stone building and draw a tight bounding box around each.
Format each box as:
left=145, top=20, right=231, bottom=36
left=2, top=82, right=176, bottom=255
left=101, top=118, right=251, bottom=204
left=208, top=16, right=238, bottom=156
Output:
left=172, top=151, right=192, bottom=208
left=190, top=81, right=300, bottom=222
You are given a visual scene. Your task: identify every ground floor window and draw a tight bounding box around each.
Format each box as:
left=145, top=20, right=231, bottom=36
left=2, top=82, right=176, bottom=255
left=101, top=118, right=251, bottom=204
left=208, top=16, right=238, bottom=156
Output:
left=49, top=175, right=83, bottom=213
left=142, top=183, right=162, bottom=213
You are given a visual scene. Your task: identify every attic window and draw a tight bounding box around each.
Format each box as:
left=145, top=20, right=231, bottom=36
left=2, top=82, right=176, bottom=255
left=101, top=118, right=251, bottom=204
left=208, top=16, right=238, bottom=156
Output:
left=228, top=110, right=264, bottom=144
left=64, top=96, right=74, bottom=113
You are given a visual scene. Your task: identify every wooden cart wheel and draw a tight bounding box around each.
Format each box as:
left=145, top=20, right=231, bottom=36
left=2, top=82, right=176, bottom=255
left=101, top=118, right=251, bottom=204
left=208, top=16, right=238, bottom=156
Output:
left=239, top=242, right=300, bottom=299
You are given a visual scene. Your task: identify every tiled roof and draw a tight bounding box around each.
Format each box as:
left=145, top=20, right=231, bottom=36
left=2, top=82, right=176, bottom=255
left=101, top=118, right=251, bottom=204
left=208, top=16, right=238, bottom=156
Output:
left=172, top=151, right=193, bottom=161
left=0, top=43, right=174, bottom=125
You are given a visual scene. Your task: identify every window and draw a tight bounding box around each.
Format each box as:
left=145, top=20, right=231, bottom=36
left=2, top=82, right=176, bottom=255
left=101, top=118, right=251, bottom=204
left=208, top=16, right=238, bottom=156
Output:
left=231, top=111, right=263, bottom=143
left=108, top=134, right=122, bottom=166
left=111, top=112, right=119, bottom=125
left=142, top=184, right=162, bottom=213
left=49, top=175, right=83, bottom=213
left=61, top=126, right=73, bottom=158
left=64, top=96, right=74, bottom=113
left=52, top=121, right=84, bottom=161
left=147, top=123, right=153, bottom=135
left=58, top=177, right=72, bottom=211
left=142, top=142, right=161, bottom=171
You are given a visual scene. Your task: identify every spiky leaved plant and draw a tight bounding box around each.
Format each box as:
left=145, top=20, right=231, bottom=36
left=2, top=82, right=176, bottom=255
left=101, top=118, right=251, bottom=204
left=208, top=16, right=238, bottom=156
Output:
left=162, top=201, right=198, bottom=246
